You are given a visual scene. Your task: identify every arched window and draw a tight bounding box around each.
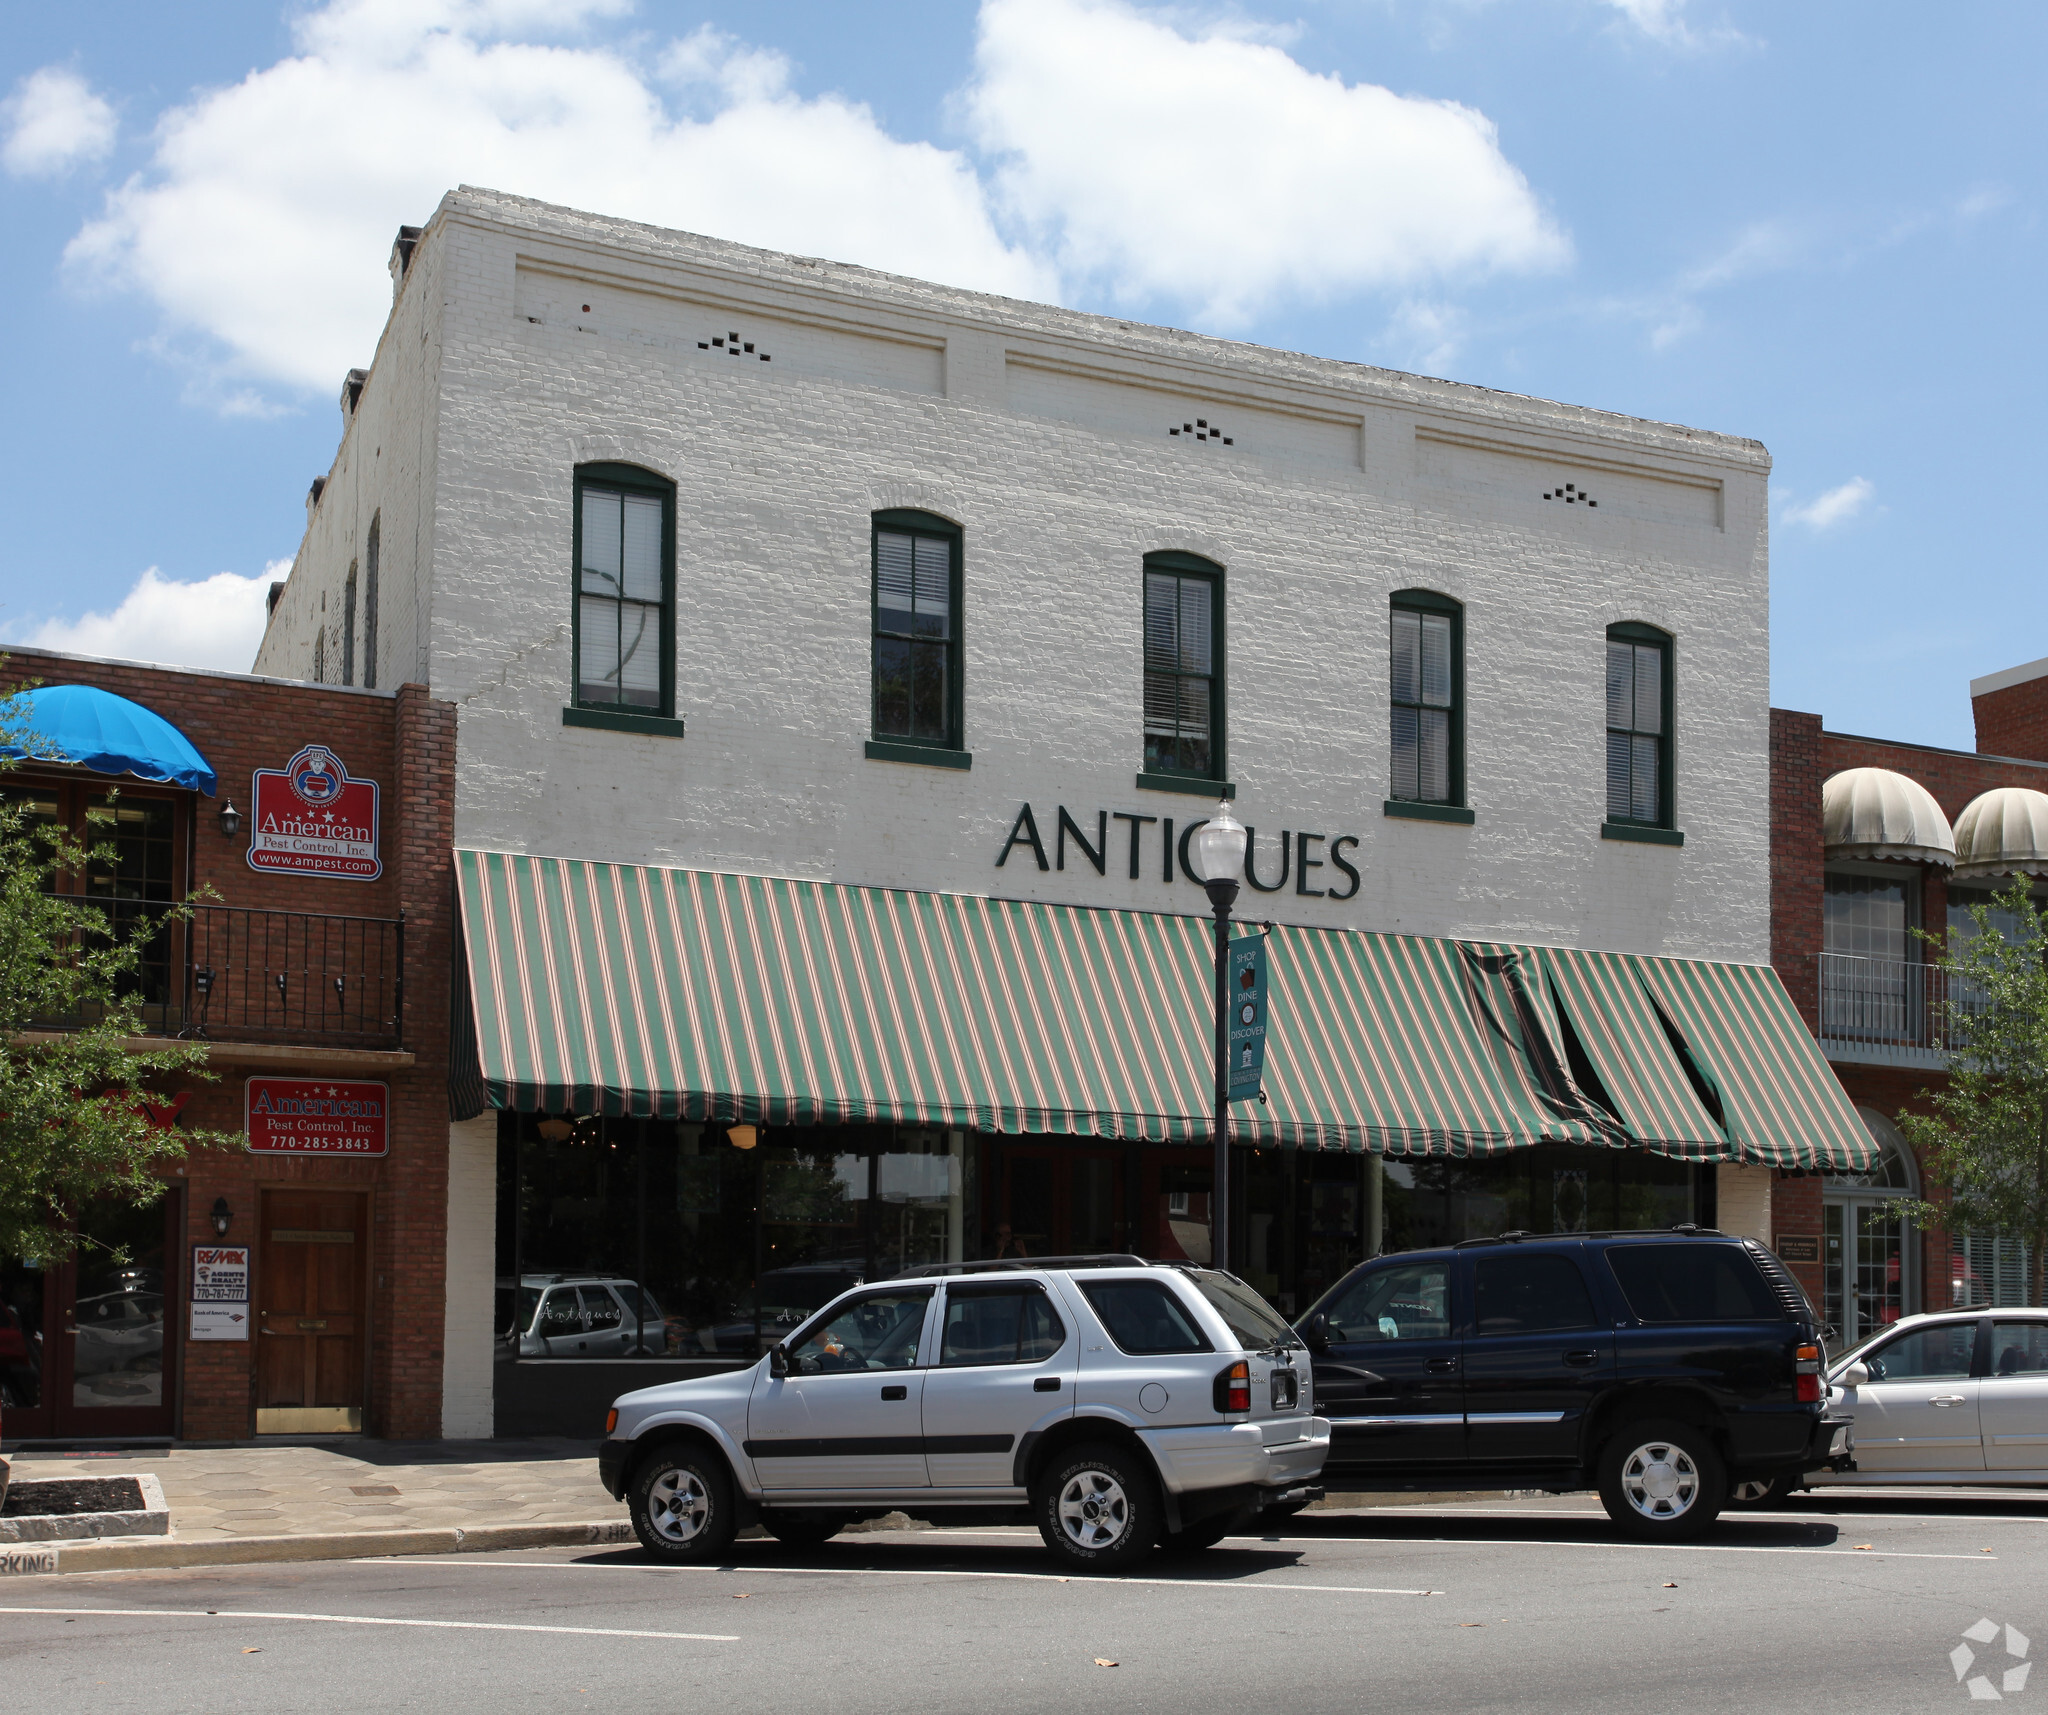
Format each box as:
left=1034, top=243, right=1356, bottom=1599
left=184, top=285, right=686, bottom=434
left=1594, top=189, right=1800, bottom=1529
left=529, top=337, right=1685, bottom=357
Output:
left=572, top=463, right=675, bottom=718
left=1606, top=622, right=1673, bottom=829
left=362, top=513, right=380, bottom=691
left=1141, top=551, right=1224, bottom=786
left=870, top=510, right=964, bottom=760
left=1388, top=590, right=1463, bottom=810
left=341, top=561, right=358, bottom=687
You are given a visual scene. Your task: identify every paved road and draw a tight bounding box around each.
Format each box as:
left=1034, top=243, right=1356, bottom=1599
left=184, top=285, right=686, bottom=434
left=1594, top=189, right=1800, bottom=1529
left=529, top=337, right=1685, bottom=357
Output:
left=5, top=1491, right=2044, bottom=1713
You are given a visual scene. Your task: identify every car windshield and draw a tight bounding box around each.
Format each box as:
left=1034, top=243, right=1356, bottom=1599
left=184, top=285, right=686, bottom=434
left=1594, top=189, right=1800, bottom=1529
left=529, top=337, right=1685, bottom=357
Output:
left=1187, top=1272, right=1298, bottom=1350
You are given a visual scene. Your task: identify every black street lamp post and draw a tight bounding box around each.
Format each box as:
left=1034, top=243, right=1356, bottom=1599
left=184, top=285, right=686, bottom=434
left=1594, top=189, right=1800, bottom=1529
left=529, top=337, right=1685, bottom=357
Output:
left=1191, top=801, right=1250, bottom=1274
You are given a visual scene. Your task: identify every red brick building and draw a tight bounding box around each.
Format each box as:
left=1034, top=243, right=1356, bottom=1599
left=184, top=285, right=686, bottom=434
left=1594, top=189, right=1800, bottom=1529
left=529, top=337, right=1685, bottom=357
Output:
left=0, top=644, right=454, bottom=1443
left=1771, top=655, right=2048, bottom=1341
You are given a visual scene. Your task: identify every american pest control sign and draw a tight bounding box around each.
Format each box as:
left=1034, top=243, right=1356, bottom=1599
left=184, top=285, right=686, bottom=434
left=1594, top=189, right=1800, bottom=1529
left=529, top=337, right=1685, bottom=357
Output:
left=246, top=1077, right=390, bottom=1157
left=249, top=743, right=382, bottom=880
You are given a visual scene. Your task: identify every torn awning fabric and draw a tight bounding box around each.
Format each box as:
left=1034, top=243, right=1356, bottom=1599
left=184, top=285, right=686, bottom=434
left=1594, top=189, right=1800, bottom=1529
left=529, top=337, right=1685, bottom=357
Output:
left=453, top=849, right=1874, bottom=1171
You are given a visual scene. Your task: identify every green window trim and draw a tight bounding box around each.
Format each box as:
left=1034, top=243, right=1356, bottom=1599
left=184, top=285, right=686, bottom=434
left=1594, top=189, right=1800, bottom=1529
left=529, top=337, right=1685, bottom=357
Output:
left=872, top=509, right=965, bottom=753
left=1142, top=551, right=1225, bottom=784
left=1602, top=821, right=1685, bottom=847
left=867, top=740, right=971, bottom=770
left=1605, top=621, right=1674, bottom=829
left=1389, top=589, right=1465, bottom=808
left=563, top=706, right=687, bottom=739
left=1384, top=799, right=1475, bottom=825
left=1136, top=772, right=1235, bottom=799
left=573, top=462, right=677, bottom=720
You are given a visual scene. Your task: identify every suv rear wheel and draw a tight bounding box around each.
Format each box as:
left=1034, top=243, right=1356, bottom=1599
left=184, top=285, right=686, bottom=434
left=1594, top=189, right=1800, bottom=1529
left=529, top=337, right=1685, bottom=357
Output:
left=1034, top=1442, right=1161, bottom=1572
left=628, top=1444, right=738, bottom=1562
left=1597, top=1418, right=1727, bottom=1540
left=1727, top=1472, right=1800, bottom=1508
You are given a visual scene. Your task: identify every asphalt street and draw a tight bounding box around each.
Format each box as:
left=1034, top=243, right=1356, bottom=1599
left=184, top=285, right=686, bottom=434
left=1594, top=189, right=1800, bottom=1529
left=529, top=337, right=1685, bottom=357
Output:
left=4, top=1490, right=2044, bottom=1714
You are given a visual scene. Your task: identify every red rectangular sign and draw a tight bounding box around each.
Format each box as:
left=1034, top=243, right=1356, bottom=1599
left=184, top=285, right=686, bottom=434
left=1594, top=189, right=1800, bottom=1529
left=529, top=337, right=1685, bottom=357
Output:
left=245, top=1077, right=390, bottom=1156
left=248, top=743, right=381, bottom=880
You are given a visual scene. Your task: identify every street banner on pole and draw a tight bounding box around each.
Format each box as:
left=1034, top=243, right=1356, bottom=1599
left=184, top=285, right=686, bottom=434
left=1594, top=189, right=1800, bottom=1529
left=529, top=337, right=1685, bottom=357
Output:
left=1227, top=932, right=1270, bottom=1101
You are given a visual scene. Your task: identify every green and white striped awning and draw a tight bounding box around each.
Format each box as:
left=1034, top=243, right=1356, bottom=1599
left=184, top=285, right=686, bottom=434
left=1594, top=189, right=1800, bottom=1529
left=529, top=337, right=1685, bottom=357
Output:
left=454, top=850, right=1874, bottom=1170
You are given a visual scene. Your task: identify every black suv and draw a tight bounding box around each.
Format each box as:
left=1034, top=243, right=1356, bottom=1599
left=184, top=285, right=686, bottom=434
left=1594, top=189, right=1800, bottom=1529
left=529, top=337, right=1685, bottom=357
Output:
left=1297, top=1227, right=1853, bottom=1538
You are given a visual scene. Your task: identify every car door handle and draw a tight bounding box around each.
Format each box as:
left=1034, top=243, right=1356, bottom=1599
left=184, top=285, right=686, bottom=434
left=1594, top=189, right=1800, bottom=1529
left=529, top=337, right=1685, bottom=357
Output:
left=1929, top=1394, right=1967, bottom=1407
left=880, top=1385, right=908, bottom=1401
left=1563, top=1351, right=1598, bottom=1367
left=1034, top=1376, right=1063, bottom=1392
left=1426, top=1358, right=1459, bottom=1374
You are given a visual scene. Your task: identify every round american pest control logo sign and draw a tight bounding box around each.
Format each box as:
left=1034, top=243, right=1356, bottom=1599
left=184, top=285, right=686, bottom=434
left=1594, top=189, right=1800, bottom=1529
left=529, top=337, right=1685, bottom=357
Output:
left=287, top=745, right=346, bottom=807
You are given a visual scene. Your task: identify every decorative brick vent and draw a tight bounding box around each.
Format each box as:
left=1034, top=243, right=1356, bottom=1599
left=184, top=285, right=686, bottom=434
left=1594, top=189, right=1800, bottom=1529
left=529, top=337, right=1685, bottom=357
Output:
left=1169, top=419, right=1232, bottom=445
left=1542, top=483, right=1597, bottom=507
left=698, top=331, right=772, bottom=361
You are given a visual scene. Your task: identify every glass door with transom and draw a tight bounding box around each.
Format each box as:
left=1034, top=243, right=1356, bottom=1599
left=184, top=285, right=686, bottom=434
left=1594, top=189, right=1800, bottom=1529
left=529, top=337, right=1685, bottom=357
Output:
left=1823, top=1110, right=1919, bottom=1348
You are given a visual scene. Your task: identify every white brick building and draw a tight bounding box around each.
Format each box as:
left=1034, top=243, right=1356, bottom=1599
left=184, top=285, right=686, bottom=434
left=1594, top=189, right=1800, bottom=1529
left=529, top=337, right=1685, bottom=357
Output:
left=258, top=189, right=1855, bottom=1440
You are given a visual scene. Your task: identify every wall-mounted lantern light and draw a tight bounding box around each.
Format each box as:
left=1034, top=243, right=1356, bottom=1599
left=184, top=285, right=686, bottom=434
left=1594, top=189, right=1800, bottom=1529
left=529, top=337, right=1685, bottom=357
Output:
left=727, top=1123, right=758, bottom=1150
left=218, top=801, right=242, bottom=839
left=210, top=1196, right=234, bottom=1238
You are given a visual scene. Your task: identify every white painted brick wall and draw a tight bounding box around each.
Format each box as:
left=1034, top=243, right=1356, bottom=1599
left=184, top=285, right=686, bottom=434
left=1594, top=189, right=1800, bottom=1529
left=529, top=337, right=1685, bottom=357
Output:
left=263, top=186, right=1774, bottom=965
left=440, top=1114, right=498, bottom=1439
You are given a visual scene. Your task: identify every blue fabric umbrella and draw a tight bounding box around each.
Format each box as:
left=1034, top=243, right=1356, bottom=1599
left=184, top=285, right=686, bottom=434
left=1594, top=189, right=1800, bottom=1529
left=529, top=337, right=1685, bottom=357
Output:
left=0, top=684, right=218, bottom=795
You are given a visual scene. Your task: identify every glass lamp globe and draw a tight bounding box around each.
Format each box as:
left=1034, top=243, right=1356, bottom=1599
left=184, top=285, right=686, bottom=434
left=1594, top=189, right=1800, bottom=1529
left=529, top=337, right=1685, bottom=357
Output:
left=1191, top=800, right=1249, bottom=883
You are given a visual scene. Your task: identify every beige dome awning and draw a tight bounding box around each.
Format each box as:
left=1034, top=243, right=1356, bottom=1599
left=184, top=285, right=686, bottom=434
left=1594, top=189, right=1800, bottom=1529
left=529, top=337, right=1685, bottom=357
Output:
left=1953, top=786, right=2048, bottom=879
left=1822, top=767, right=1956, bottom=867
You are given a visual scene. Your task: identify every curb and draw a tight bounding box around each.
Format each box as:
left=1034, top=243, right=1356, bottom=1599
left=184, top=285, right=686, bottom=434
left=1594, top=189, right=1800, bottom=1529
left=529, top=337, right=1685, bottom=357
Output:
left=10, top=1518, right=639, bottom=1577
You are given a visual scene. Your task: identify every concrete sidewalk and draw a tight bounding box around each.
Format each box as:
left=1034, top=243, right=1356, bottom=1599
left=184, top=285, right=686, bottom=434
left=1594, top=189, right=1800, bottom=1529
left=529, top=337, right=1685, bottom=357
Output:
left=0, top=1438, right=630, bottom=1575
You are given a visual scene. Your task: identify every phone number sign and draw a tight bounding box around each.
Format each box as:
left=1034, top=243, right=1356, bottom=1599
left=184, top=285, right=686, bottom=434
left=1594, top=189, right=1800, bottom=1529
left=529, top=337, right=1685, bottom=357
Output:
left=249, top=743, right=382, bottom=880
left=246, top=1077, right=390, bottom=1156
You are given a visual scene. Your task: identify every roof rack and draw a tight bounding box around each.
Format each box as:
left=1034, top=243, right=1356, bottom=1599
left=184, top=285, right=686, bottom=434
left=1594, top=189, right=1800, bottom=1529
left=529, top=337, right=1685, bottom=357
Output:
left=891, top=1254, right=1151, bottom=1279
left=1453, top=1224, right=1725, bottom=1249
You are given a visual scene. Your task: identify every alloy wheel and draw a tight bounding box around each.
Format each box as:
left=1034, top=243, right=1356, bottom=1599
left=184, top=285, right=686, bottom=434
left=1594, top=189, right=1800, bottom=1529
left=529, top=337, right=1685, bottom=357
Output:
left=646, top=1467, right=711, bottom=1543
left=1620, top=1439, right=1700, bottom=1520
left=1056, top=1468, right=1131, bottom=1550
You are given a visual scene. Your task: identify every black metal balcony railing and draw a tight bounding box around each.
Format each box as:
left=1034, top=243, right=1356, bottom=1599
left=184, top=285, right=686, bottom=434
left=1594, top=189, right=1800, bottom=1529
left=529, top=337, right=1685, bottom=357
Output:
left=182, top=905, right=404, bottom=1048
left=23, top=903, right=404, bottom=1050
left=1817, top=951, right=1988, bottom=1063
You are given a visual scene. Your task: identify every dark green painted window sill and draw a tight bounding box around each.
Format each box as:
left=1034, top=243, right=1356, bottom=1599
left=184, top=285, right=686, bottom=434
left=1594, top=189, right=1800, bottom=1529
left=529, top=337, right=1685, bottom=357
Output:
left=867, top=740, right=972, bottom=771
left=1135, top=773, right=1235, bottom=799
left=1384, top=799, right=1475, bottom=825
left=563, top=706, right=686, bottom=738
left=1602, top=821, right=1685, bottom=847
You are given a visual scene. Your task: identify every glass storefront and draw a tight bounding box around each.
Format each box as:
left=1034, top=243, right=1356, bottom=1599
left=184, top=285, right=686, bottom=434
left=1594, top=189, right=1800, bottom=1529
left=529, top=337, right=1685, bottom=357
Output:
left=494, top=1116, right=1714, bottom=1375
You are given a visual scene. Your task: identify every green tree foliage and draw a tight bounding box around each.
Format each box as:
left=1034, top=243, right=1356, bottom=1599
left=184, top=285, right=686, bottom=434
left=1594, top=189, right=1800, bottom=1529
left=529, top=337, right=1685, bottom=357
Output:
left=0, top=690, right=231, bottom=1261
left=1900, top=879, right=2048, bottom=1308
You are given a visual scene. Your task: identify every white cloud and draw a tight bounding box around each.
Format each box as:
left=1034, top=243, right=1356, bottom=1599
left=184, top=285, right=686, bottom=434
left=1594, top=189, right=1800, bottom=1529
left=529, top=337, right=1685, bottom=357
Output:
left=60, top=0, right=1566, bottom=401
left=2, top=66, right=117, bottom=178
left=66, top=2, right=1053, bottom=395
left=1782, top=477, right=1874, bottom=531
left=5, top=565, right=283, bottom=674
left=966, top=0, right=1569, bottom=325
left=1602, top=0, right=1748, bottom=50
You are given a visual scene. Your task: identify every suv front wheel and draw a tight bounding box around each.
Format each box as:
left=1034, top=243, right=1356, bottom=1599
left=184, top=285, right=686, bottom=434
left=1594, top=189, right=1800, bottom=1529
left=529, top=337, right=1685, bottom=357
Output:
left=628, top=1443, right=739, bottom=1562
left=1034, top=1442, right=1161, bottom=1572
left=1597, top=1418, right=1726, bottom=1540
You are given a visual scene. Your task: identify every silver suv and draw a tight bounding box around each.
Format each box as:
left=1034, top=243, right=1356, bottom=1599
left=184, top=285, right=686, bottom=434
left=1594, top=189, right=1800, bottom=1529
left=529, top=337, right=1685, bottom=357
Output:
left=596, top=1256, right=1331, bottom=1571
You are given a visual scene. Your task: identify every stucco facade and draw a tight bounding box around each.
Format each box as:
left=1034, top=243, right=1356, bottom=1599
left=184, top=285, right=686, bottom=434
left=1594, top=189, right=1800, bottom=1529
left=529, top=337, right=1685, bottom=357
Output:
left=258, top=186, right=1772, bottom=964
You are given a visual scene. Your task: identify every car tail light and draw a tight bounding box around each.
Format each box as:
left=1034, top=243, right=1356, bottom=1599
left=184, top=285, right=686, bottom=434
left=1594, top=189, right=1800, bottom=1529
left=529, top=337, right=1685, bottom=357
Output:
left=1795, top=1343, right=1821, bottom=1403
left=1214, top=1361, right=1251, bottom=1414
left=605, top=1407, right=619, bottom=1436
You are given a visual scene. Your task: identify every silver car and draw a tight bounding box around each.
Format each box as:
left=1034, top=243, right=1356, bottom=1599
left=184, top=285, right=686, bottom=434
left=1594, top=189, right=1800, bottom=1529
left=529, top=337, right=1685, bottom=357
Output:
left=596, top=1257, right=1331, bottom=1571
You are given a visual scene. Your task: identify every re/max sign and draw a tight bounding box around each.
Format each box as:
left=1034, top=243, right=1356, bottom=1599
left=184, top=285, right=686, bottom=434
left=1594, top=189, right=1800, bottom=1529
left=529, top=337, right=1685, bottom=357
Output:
left=995, top=803, right=1362, bottom=899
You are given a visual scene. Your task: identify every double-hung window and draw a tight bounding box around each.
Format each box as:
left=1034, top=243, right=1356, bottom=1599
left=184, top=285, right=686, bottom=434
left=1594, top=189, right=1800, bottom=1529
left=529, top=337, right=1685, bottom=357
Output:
left=871, top=510, right=963, bottom=755
left=1141, top=552, right=1224, bottom=784
left=1605, top=624, right=1673, bottom=828
left=1388, top=591, right=1463, bottom=807
left=573, top=464, right=674, bottom=717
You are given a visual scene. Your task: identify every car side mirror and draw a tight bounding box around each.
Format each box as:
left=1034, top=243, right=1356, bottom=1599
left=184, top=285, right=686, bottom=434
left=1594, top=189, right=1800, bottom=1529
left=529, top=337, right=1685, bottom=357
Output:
left=769, top=1343, right=790, bottom=1378
left=1837, top=1361, right=1869, bottom=1389
left=1302, top=1312, right=1331, bottom=1355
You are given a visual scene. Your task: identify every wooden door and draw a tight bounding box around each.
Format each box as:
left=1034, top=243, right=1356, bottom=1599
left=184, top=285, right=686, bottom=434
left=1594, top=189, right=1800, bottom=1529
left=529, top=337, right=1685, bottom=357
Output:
left=256, top=1190, right=368, bottom=1433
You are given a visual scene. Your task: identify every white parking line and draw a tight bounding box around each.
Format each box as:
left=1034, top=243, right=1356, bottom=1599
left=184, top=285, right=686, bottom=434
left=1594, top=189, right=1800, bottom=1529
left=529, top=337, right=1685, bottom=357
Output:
left=397, top=1557, right=1439, bottom=1596
left=0, top=1606, right=738, bottom=1642
left=1293, top=1535, right=1990, bottom=1560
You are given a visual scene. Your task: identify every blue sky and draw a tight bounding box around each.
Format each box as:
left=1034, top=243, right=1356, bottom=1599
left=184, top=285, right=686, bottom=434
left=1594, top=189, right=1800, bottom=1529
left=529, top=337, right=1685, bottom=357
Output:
left=1, top=0, right=2041, bottom=749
